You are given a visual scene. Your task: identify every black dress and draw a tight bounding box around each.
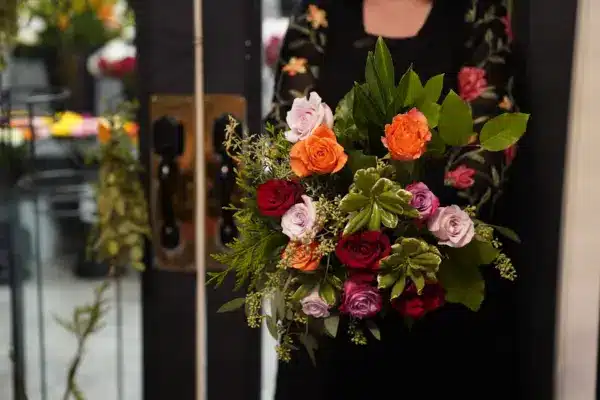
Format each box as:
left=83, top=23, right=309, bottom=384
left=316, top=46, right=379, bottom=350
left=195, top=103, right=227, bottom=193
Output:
left=270, top=1, right=518, bottom=399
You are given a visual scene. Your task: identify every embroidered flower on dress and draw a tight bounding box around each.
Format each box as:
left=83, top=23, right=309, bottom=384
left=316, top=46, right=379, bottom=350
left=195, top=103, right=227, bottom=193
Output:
left=282, top=57, right=308, bottom=76
left=307, top=4, right=328, bottom=29
left=499, top=96, right=513, bottom=111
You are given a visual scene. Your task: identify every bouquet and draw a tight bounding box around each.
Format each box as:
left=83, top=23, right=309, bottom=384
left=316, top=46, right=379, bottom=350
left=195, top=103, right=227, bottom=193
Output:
left=211, top=38, right=528, bottom=362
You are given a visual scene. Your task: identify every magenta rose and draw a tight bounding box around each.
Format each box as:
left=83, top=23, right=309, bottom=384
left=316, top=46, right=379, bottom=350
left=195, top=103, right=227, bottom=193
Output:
left=339, top=274, right=382, bottom=319
left=428, top=205, right=475, bottom=248
left=445, top=165, right=476, bottom=189
left=406, top=182, right=440, bottom=220
left=458, top=67, right=488, bottom=102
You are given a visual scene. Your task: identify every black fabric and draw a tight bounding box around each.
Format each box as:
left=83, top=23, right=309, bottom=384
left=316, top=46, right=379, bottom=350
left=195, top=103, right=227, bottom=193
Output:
left=274, top=2, right=517, bottom=399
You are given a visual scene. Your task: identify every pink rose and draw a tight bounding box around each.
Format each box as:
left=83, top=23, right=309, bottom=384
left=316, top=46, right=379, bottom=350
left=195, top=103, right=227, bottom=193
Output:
left=445, top=165, right=476, bottom=189
left=265, top=35, right=282, bottom=68
left=281, top=195, right=317, bottom=241
left=428, top=205, right=475, bottom=248
left=340, top=274, right=382, bottom=319
left=406, top=182, right=440, bottom=220
left=300, top=288, right=330, bottom=318
left=458, top=67, right=488, bottom=102
left=285, top=92, right=334, bottom=143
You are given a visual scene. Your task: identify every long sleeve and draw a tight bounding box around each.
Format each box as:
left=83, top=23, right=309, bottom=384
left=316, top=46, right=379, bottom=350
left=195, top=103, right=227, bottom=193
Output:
left=445, top=0, right=518, bottom=218
left=264, top=2, right=329, bottom=130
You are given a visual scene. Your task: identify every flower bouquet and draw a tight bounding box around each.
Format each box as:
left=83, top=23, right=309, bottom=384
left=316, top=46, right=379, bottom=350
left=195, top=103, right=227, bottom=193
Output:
left=210, top=38, right=529, bottom=362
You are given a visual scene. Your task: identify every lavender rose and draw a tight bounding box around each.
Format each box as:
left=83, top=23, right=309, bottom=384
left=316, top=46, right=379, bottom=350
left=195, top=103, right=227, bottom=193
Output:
left=281, top=195, right=318, bottom=241
left=300, top=289, right=330, bottom=318
left=406, top=182, right=440, bottom=220
left=428, top=205, right=475, bottom=248
left=340, top=275, right=382, bottom=319
left=285, top=92, right=334, bottom=143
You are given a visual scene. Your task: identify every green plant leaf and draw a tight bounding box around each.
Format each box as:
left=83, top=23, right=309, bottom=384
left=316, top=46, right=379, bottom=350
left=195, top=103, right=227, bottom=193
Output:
left=347, top=150, right=377, bottom=175
left=299, top=334, right=318, bottom=366
left=366, top=319, right=381, bottom=340
left=334, top=89, right=361, bottom=145
left=365, top=53, right=386, bottom=111
left=422, top=74, right=445, bottom=103
left=266, top=316, right=279, bottom=339
left=374, top=37, right=395, bottom=98
left=319, top=282, right=337, bottom=306
left=339, top=193, right=371, bottom=213
left=479, top=113, right=530, bottom=151
left=324, top=315, right=340, bottom=337
left=426, top=130, right=446, bottom=157
left=391, top=277, right=407, bottom=299
left=438, top=90, right=473, bottom=146
left=380, top=208, right=399, bottom=229
left=353, top=83, right=385, bottom=129
left=393, top=67, right=424, bottom=112
left=291, top=283, right=314, bottom=302
left=446, top=239, right=500, bottom=268
left=490, top=225, right=521, bottom=243
left=378, top=272, right=400, bottom=289
left=417, top=101, right=441, bottom=129
left=344, top=205, right=372, bottom=235
left=353, top=168, right=381, bottom=193
left=368, top=202, right=382, bottom=231
left=438, top=260, right=485, bottom=312
left=217, top=297, right=246, bottom=313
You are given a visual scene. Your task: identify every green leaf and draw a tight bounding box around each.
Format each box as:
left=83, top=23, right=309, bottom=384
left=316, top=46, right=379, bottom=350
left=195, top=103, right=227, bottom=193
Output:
left=324, top=315, right=340, bottom=338
left=412, top=274, right=426, bottom=294
left=374, top=37, right=395, bottom=99
left=393, top=67, right=424, bottom=112
left=489, top=225, right=521, bottom=243
left=354, top=168, right=381, bottom=194
left=266, top=315, right=278, bottom=339
left=347, top=150, right=377, bottom=175
left=353, top=83, right=385, bottom=128
left=380, top=208, right=399, bottom=229
left=446, top=239, right=500, bottom=268
left=299, top=334, right=318, bottom=365
left=334, top=89, right=361, bottom=145
left=378, top=272, right=400, bottom=289
left=291, top=284, right=313, bottom=302
left=417, top=101, right=441, bottom=129
left=366, top=320, right=381, bottom=340
left=319, top=282, right=337, bottom=306
left=479, top=113, right=530, bottom=151
left=438, top=260, right=485, bottom=312
left=426, top=130, right=446, bottom=157
left=423, top=74, right=445, bottom=103
left=339, top=193, right=371, bottom=213
left=368, top=202, right=382, bottom=231
left=344, top=205, right=372, bottom=235
left=365, top=53, right=386, bottom=111
left=391, top=277, right=407, bottom=299
left=438, top=90, right=473, bottom=146
left=217, top=297, right=246, bottom=313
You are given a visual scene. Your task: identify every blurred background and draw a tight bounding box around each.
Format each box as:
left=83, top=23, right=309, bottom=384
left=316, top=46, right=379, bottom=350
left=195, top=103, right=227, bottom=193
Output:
left=1, top=0, right=599, bottom=399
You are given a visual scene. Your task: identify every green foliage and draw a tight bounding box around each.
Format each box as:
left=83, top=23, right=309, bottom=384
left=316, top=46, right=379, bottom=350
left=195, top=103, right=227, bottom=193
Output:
left=438, top=90, right=474, bottom=146
left=339, top=167, right=418, bottom=235
left=87, top=102, right=150, bottom=272
left=378, top=237, right=443, bottom=298
left=438, top=259, right=485, bottom=312
left=0, top=0, right=18, bottom=70
left=479, top=113, right=530, bottom=151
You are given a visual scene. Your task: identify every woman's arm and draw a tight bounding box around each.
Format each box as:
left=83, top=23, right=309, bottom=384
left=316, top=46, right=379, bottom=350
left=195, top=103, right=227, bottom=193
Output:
left=264, top=2, right=329, bottom=130
left=445, top=0, right=518, bottom=218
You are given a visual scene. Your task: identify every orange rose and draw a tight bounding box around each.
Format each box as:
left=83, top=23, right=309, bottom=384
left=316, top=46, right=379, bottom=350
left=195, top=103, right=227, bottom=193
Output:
left=98, top=119, right=111, bottom=143
left=284, top=242, right=321, bottom=272
left=290, top=125, right=348, bottom=177
left=382, top=108, right=432, bottom=161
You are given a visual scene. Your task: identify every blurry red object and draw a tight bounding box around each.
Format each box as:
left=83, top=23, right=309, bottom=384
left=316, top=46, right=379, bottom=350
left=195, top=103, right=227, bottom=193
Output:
left=98, top=56, right=137, bottom=79
left=265, top=35, right=283, bottom=68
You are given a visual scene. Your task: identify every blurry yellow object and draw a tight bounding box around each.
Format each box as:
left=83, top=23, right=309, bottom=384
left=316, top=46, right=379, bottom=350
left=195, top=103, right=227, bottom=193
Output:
left=51, top=112, right=84, bottom=137
left=57, top=14, right=70, bottom=31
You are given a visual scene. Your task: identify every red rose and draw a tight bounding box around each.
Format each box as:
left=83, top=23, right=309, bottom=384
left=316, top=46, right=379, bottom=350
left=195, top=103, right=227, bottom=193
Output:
left=504, top=144, right=517, bottom=166
left=445, top=164, right=476, bottom=189
left=393, top=282, right=445, bottom=319
left=458, top=67, right=488, bottom=102
left=256, top=179, right=304, bottom=217
left=339, top=274, right=382, bottom=319
left=335, top=231, right=391, bottom=270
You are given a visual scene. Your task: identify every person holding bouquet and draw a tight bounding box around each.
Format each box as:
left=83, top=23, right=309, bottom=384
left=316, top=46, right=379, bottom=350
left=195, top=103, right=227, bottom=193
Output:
left=265, top=0, right=519, bottom=399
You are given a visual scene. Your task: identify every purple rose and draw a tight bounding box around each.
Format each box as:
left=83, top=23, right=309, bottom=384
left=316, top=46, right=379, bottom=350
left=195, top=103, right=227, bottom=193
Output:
left=339, top=274, right=382, bottom=319
left=406, top=182, right=440, bottom=220
left=428, top=205, right=475, bottom=248
left=300, top=288, right=330, bottom=318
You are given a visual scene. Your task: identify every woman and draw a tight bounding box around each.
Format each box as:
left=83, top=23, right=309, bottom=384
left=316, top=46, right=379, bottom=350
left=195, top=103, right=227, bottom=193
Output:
left=266, top=1, right=519, bottom=399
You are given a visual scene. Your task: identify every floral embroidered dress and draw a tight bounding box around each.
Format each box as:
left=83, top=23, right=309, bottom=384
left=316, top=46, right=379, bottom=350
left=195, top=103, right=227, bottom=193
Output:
left=269, top=1, right=519, bottom=399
